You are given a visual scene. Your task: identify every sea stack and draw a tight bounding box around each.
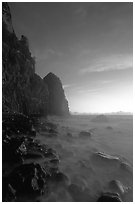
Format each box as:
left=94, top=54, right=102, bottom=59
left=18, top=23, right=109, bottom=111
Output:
left=44, top=72, right=69, bottom=116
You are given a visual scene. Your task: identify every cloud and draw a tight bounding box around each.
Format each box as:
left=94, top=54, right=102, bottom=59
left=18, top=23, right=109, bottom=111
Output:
left=74, top=6, right=87, bottom=18
left=79, top=54, right=133, bottom=74
left=100, top=80, right=113, bottom=84
left=33, top=48, right=64, bottom=61
left=80, top=63, right=132, bottom=74
left=77, top=87, right=102, bottom=94
left=63, top=84, right=75, bottom=89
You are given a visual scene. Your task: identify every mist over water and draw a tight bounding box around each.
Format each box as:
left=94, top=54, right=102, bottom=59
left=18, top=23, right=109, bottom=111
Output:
left=3, top=2, right=133, bottom=202
left=36, top=114, right=133, bottom=202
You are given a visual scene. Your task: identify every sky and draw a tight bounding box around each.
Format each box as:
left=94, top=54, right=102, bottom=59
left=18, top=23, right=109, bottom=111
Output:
left=9, top=2, right=133, bottom=113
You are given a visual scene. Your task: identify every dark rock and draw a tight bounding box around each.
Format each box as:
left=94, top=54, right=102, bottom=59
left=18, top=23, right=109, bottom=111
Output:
left=108, top=180, right=125, bottom=195
left=79, top=131, right=92, bottom=138
left=2, top=178, right=16, bottom=202
left=67, top=132, right=72, bottom=137
left=106, top=126, right=113, bottom=130
left=9, top=163, right=46, bottom=195
left=43, top=72, right=69, bottom=116
left=2, top=113, right=32, bottom=135
left=2, top=135, right=25, bottom=164
left=97, top=192, right=122, bottom=202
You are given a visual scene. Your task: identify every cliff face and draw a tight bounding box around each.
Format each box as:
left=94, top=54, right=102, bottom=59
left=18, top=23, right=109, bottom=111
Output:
left=44, top=73, right=69, bottom=115
left=2, top=3, right=69, bottom=116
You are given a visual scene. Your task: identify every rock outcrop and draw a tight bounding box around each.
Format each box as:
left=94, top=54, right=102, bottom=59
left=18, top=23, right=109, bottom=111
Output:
left=2, top=2, right=69, bottom=116
left=44, top=72, right=69, bottom=116
left=2, top=113, right=69, bottom=201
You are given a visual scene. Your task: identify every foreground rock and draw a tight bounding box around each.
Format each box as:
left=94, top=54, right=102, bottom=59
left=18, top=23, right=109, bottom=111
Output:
left=108, top=180, right=126, bottom=196
left=97, top=192, right=122, bottom=202
left=2, top=113, right=68, bottom=201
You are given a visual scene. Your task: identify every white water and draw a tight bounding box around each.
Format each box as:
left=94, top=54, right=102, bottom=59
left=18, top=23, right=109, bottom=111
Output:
left=36, top=115, right=133, bottom=202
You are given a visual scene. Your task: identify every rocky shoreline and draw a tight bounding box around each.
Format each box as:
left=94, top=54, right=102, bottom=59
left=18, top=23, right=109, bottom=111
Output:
left=3, top=113, right=130, bottom=202
left=2, top=2, right=132, bottom=202
left=2, top=113, right=69, bottom=201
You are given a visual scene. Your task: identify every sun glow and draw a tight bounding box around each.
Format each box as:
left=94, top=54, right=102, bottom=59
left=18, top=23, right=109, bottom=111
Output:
left=66, top=85, right=133, bottom=114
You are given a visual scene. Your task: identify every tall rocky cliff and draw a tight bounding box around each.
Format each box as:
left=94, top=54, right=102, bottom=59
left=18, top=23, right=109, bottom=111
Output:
left=44, top=72, right=69, bottom=116
left=2, top=2, right=69, bottom=116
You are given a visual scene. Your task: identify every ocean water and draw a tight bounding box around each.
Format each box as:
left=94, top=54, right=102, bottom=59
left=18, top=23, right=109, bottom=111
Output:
left=37, top=114, right=133, bottom=202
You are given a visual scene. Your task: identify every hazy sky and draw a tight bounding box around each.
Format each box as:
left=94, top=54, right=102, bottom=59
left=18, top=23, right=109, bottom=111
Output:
left=9, top=2, right=133, bottom=113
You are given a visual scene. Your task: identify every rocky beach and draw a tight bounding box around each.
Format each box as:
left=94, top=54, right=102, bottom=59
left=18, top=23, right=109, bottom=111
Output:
left=2, top=2, right=133, bottom=202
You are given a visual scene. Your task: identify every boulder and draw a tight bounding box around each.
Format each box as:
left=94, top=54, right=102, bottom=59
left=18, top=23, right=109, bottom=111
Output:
left=79, top=131, right=92, bottom=138
left=106, top=126, right=113, bottom=130
left=8, top=163, right=46, bottom=195
left=108, top=180, right=128, bottom=196
left=2, top=178, right=16, bottom=202
left=97, top=192, right=122, bottom=202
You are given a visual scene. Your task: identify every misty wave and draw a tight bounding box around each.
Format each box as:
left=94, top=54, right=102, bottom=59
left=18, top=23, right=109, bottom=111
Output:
left=36, top=114, right=133, bottom=202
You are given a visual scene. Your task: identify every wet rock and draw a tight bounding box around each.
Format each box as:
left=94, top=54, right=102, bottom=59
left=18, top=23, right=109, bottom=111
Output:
left=97, top=192, right=122, bottom=202
left=2, top=135, right=25, bottom=164
left=2, top=113, right=33, bottom=135
left=2, top=112, right=66, bottom=201
left=2, top=132, right=62, bottom=201
left=106, top=126, right=113, bottom=130
left=92, top=152, right=120, bottom=162
left=2, top=178, right=16, bottom=202
left=79, top=131, right=92, bottom=138
left=108, top=180, right=126, bottom=195
left=120, top=161, right=132, bottom=174
left=67, top=132, right=72, bottom=137
left=9, top=163, right=46, bottom=195
left=91, top=152, right=121, bottom=170
left=29, top=126, right=36, bottom=137
left=24, top=139, right=59, bottom=162
left=3, top=135, right=44, bottom=163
